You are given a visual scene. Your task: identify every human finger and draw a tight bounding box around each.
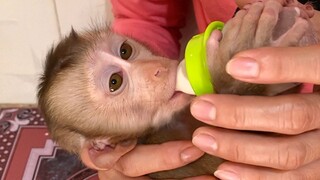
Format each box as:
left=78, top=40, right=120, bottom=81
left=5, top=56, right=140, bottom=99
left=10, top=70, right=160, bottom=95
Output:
left=190, top=93, right=320, bottom=134
left=226, top=45, right=320, bottom=84
left=114, top=141, right=204, bottom=177
left=192, top=127, right=320, bottom=170
left=215, top=158, right=320, bottom=180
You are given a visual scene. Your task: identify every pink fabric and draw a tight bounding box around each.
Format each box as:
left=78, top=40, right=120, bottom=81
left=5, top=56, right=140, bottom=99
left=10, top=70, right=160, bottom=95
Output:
left=300, top=83, right=314, bottom=93
left=111, top=0, right=187, bottom=59
left=111, top=0, right=237, bottom=59
left=193, top=0, right=237, bottom=33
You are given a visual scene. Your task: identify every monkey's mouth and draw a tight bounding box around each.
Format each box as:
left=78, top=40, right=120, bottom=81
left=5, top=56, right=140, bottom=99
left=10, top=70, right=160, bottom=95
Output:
left=170, top=91, right=183, bottom=100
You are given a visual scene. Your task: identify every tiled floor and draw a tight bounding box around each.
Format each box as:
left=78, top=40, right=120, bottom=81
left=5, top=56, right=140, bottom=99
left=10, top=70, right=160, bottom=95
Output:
left=0, top=0, right=112, bottom=104
left=0, top=106, right=99, bottom=179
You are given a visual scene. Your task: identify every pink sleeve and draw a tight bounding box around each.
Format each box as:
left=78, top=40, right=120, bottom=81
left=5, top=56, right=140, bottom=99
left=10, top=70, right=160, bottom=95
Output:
left=193, top=0, right=238, bottom=32
left=110, top=0, right=187, bottom=59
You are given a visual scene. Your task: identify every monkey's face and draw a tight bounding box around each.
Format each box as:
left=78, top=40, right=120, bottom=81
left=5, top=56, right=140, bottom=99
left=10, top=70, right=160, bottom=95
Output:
left=83, top=32, right=193, bottom=140
left=39, top=28, right=194, bottom=151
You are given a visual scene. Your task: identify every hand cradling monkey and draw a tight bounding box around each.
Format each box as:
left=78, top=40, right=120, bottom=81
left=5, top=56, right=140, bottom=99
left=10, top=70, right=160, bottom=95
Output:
left=37, top=0, right=319, bottom=179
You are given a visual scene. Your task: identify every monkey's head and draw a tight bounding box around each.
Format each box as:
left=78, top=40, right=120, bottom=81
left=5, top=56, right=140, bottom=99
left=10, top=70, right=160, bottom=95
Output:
left=38, top=27, right=193, bottom=170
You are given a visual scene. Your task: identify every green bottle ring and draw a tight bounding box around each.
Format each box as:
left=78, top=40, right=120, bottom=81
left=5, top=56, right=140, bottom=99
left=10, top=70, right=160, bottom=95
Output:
left=185, top=21, right=224, bottom=96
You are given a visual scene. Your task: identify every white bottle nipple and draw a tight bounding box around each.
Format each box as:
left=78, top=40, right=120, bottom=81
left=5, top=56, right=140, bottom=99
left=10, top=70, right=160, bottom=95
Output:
left=175, top=59, right=196, bottom=95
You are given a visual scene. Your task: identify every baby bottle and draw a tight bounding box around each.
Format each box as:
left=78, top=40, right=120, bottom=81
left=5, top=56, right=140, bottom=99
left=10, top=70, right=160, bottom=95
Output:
left=175, top=21, right=224, bottom=96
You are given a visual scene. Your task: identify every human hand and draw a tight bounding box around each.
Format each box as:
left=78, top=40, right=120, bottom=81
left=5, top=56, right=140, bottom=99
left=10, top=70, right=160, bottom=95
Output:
left=98, top=141, right=216, bottom=179
left=191, top=45, right=320, bottom=179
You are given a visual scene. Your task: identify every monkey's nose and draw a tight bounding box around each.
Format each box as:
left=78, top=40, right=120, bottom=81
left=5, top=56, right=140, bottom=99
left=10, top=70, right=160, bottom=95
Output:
left=154, top=67, right=168, bottom=77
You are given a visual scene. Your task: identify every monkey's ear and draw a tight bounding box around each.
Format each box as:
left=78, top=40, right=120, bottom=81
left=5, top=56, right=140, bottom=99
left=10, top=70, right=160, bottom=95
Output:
left=80, top=138, right=137, bottom=170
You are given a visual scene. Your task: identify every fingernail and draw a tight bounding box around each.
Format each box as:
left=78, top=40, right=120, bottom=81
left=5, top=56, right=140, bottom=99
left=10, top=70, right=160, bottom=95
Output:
left=192, top=134, right=218, bottom=153
left=180, top=146, right=204, bottom=163
left=214, top=170, right=240, bottom=180
left=191, top=100, right=216, bottom=121
left=226, top=57, right=259, bottom=78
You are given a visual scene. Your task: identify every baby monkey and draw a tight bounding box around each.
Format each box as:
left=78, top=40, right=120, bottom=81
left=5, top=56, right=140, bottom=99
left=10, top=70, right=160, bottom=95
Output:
left=38, top=0, right=319, bottom=179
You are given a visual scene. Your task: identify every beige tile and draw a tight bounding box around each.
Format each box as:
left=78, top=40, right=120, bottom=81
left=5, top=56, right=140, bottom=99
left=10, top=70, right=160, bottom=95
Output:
left=0, top=0, right=60, bottom=104
left=55, top=0, right=112, bottom=36
left=0, top=0, right=111, bottom=104
left=0, top=74, right=39, bottom=104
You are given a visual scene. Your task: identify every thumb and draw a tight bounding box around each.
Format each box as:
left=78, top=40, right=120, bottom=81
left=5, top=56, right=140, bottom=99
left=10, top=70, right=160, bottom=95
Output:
left=226, top=45, right=320, bottom=84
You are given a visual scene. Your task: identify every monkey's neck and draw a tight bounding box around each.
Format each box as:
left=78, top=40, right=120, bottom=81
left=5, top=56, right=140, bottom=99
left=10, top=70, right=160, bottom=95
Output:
left=141, top=106, right=204, bottom=144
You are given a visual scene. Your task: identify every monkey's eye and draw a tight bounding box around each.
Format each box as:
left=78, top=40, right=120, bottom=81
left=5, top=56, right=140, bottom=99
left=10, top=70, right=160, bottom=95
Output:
left=119, top=42, right=133, bottom=60
left=109, top=73, right=123, bottom=92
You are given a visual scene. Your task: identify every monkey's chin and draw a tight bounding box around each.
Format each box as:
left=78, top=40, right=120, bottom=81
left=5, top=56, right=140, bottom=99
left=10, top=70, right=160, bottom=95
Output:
left=151, top=92, right=192, bottom=129
left=170, top=91, right=184, bottom=99
left=169, top=91, right=194, bottom=109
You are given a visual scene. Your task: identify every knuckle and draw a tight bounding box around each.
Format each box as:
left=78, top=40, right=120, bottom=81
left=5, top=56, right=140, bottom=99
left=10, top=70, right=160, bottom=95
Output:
left=232, top=106, right=247, bottom=128
left=260, top=49, right=284, bottom=79
left=278, top=98, right=314, bottom=134
left=231, top=143, right=244, bottom=162
left=276, top=141, right=307, bottom=170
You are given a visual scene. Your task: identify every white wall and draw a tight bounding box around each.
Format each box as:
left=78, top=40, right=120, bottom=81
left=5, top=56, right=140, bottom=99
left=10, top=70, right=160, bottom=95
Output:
left=0, top=0, right=112, bottom=104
